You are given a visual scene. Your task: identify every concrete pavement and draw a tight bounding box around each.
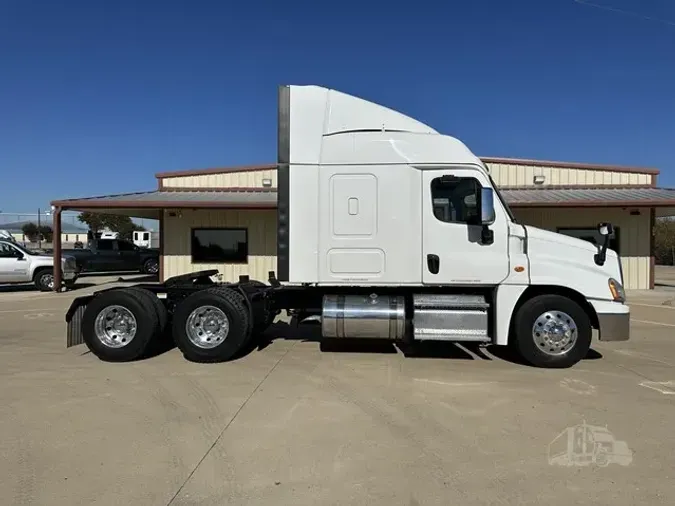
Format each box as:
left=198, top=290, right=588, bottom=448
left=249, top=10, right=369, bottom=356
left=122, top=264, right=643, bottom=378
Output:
left=1, top=288, right=675, bottom=505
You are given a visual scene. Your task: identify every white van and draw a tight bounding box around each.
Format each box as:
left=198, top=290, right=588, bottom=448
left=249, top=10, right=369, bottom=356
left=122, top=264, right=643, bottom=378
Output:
left=133, top=231, right=151, bottom=248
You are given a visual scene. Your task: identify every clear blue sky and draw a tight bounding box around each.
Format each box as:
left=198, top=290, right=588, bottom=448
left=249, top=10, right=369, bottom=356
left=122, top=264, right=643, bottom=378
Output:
left=1, top=0, right=674, bottom=213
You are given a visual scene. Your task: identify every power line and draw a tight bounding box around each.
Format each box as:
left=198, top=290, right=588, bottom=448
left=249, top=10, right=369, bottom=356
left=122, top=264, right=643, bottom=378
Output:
left=574, top=0, right=675, bottom=27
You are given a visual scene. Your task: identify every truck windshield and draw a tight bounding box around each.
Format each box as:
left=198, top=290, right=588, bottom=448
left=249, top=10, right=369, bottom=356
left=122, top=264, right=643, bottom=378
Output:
left=489, top=175, right=517, bottom=223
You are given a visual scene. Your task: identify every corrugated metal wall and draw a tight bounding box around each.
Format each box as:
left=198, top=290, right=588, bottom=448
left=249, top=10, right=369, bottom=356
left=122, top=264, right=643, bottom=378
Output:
left=163, top=208, right=650, bottom=289
left=161, top=169, right=277, bottom=189
left=159, top=163, right=654, bottom=289
left=513, top=208, right=651, bottom=290
left=162, top=163, right=651, bottom=189
left=485, top=162, right=651, bottom=187
left=162, top=209, right=277, bottom=281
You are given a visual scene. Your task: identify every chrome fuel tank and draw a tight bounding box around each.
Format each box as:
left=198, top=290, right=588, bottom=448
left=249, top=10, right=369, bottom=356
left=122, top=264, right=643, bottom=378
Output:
left=321, top=294, right=406, bottom=339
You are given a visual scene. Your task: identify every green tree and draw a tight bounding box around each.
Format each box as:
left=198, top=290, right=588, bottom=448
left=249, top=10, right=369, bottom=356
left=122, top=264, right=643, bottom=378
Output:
left=77, top=211, right=106, bottom=233
left=77, top=212, right=146, bottom=241
left=21, top=222, right=39, bottom=242
left=103, top=215, right=146, bottom=241
left=654, top=218, right=675, bottom=266
left=38, top=225, right=53, bottom=243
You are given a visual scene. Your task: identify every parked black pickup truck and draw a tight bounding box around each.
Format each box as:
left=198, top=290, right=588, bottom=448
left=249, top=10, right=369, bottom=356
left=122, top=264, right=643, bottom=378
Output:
left=64, top=239, right=159, bottom=275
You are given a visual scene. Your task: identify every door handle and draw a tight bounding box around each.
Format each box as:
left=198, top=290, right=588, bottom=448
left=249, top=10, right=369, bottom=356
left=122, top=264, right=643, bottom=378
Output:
left=427, top=254, right=440, bottom=275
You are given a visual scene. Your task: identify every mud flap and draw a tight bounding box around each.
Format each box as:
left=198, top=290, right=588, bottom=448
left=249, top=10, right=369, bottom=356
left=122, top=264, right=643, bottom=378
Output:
left=66, top=296, right=92, bottom=348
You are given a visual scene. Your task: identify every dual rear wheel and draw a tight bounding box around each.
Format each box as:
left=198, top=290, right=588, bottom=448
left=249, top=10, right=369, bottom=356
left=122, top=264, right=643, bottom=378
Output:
left=81, top=288, right=166, bottom=362
left=81, top=285, right=266, bottom=363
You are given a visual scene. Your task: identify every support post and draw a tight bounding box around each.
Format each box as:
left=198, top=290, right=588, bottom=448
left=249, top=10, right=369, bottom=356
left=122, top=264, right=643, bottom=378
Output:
left=650, top=207, right=655, bottom=290
left=53, top=207, right=62, bottom=292
left=37, top=208, right=42, bottom=249
left=159, top=210, right=165, bottom=282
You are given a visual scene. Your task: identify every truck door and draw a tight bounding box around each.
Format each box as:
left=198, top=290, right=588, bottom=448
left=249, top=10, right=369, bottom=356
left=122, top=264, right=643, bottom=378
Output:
left=90, top=239, right=124, bottom=272
left=422, top=169, right=509, bottom=285
left=0, top=242, right=30, bottom=282
left=117, top=240, right=140, bottom=270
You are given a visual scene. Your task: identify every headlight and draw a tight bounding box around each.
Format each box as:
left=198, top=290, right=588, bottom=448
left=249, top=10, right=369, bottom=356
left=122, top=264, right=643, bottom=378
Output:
left=608, top=278, right=626, bottom=303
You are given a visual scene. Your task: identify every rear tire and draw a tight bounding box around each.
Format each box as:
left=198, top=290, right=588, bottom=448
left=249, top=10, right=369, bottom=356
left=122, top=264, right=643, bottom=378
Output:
left=172, top=287, right=250, bottom=363
left=81, top=288, right=159, bottom=362
left=124, top=287, right=168, bottom=337
left=142, top=258, right=159, bottom=275
left=34, top=268, right=55, bottom=292
left=513, top=294, right=591, bottom=368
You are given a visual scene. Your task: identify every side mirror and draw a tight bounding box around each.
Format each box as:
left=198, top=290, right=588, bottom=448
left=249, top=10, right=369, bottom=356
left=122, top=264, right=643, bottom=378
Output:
left=480, top=187, right=496, bottom=225
left=594, top=222, right=614, bottom=266
left=598, top=222, right=614, bottom=237
left=14, top=250, right=24, bottom=259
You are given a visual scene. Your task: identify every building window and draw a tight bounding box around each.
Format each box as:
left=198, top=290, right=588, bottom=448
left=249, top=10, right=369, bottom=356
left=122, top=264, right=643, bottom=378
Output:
left=557, top=227, right=621, bottom=254
left=191, top=228, right=248, bottom=264
left=431, top=176, right=480, bottom=224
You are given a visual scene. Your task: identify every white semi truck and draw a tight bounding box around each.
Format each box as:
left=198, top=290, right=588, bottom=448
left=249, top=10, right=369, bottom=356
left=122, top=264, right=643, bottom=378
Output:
left=64, top=85, right=629, bottom=368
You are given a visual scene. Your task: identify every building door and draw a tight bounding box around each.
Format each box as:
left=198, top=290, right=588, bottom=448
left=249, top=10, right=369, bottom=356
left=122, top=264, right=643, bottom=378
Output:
left=422, top=168, right=509, bottom=285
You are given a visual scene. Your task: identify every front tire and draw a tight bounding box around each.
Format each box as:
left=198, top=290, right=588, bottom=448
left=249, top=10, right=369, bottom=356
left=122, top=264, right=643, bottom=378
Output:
left=34, top=268, right=55, bottom=292
left=172, top=287, right=250, bottom=363
left=81, top=288, right=160, bottom=362
left=513, top=294, right=591, bottom=368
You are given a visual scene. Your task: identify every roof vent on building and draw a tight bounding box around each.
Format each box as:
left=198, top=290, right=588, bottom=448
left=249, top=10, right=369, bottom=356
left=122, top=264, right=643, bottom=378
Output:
left=533, top=175, right=546, bottom=185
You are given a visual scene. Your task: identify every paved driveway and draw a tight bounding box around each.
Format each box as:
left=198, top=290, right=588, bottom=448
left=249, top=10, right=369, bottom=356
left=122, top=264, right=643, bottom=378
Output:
left=1, top=289, right=674, bottom=505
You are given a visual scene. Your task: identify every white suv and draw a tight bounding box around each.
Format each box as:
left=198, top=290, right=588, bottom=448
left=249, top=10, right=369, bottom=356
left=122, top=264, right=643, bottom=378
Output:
left=0, top=240, right=78, bottom=291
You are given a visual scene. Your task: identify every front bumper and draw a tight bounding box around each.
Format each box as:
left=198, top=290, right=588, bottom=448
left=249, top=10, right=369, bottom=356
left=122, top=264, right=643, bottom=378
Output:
left=597, top=312, right=630, bottom=342
left=591, top=299, right=630, bottom=342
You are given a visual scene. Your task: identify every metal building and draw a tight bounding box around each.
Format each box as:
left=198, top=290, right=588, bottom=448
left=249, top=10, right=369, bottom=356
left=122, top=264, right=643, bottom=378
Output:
left=50, top=157, right=675, bottom=290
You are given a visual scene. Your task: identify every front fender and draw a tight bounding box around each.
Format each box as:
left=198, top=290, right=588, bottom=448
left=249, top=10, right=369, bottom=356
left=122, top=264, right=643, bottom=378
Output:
left=525, top=226, right=620, bottom=301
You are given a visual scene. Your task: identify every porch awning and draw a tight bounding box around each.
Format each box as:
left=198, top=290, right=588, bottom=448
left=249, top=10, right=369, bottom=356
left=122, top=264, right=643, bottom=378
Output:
left=51, top=189, right=277, bottom=212
left=501, top=186, right=675, bottom=216
left=52, top=186, right=675, bottom=216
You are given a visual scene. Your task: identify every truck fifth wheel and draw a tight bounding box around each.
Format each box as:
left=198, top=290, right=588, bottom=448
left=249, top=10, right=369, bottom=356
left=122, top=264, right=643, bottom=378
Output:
left=64, top=85, right=630, bottom=368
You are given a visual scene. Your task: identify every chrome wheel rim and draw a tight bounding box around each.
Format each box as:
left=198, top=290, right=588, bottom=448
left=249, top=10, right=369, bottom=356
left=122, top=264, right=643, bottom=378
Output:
left=94, top=305, right=137, bottom=348
left=532, top=310, right=577, bottom=356
left=185, top=305, right=229, bottom=349
left=146, top=260, right=158, bottom=274
left=42, top=273, right=54, bottom=289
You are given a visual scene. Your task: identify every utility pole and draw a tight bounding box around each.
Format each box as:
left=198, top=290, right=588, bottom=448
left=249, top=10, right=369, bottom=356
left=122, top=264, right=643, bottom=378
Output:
left=37, top=208, right=41, bottom=249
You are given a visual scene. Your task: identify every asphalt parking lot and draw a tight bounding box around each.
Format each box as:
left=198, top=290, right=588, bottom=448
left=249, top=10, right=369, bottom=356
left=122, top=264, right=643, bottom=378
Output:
left=1, top=276, right=675, bottom=505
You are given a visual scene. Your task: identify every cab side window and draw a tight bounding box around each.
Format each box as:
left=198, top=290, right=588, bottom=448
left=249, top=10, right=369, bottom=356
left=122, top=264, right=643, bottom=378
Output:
left=97, top=240, right=114, bottom=251
left=0, top=243, right=19, bottom=258
left=117, top=241, right=135, bottom=251
left=431, top=176, right=480, bottom=224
